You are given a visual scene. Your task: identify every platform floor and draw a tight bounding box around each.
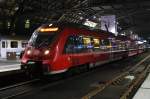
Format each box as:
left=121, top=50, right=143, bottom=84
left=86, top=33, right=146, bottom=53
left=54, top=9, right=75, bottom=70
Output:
left=0, top=59, right=21, bottom=72
left=133, top=73, right=150, bottom=99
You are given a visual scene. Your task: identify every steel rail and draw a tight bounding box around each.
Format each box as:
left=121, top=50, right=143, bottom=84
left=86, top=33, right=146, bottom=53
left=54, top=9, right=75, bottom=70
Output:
left=0, top=79, right=40, bottom=91
left=120, top=64, right=150, bottom=99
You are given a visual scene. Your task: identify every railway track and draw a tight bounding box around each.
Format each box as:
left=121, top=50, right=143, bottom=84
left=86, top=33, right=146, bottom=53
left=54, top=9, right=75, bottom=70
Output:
left=0, top=79, right=40, bottom=91
left=0, top=79, right=41, bottom=99
left=0, top=73, right=73, bottom=99
left=0, top=71, right=85, bottom=99
left=0, top=52, right=149, bottom=99
left=82, top=54, right=150, bottom=99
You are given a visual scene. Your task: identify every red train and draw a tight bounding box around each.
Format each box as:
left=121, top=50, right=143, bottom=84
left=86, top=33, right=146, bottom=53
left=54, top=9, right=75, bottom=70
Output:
left=21, top=22, right=144, bottom=75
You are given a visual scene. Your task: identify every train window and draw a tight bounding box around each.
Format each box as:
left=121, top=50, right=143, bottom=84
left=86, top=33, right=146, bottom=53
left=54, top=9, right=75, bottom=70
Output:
left=11, top=41, right=18, bottom=48
left=64, top=36, right=75, bottom=53
left=100, top=39, right=111, bottom=51
left=93, top=38, right=100, bottom=49
left=109, top=38, right=117, bottom=51
left=116, top=40, right=120, bottom=50
left=103, top=39, right=110, bottom=46
left=64, top=35, right=84, bottom=54
left=117, top=40, right=127, bottom=50
left=83, top=37, right=93, bottom=49
left=74, top=36, right=84, bottom=53
left=119, top=41, right=126, bottom=50
left=2, top=41, right=5, bottom=48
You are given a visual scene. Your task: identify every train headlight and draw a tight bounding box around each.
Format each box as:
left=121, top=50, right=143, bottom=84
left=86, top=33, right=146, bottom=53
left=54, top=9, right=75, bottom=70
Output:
left=27, top=50, right=31, bottom=55
left=44, top=50, right=50, bottom=55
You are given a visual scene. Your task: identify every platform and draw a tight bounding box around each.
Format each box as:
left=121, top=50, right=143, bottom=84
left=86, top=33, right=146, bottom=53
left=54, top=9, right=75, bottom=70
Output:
left=0, top=59, right=21, bottom=73
left=133, top=73, right=150, bottom=99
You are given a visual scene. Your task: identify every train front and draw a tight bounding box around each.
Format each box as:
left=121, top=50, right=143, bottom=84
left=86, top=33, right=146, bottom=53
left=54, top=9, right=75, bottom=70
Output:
left=21, top=24, right=59, bottom=76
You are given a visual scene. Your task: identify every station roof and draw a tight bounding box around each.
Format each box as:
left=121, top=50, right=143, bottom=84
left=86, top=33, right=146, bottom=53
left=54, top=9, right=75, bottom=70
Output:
left=0, top=0, right=150, bottom=39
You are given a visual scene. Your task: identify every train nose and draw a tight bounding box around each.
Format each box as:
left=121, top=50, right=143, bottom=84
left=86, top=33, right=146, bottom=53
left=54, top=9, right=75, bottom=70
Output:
left=33, top=49, right=41, bottom=56
left=26, top=48, right=40, bottom=56
left=24, top=48, right=42, bottom=60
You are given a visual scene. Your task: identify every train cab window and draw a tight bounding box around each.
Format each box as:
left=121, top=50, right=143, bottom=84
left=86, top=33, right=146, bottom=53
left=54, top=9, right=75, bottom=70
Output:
left=11, top=41, right=18, bottom=48
left=2, top=41, right=5, bottom=48
left=29, top=29, right=58, bottom=47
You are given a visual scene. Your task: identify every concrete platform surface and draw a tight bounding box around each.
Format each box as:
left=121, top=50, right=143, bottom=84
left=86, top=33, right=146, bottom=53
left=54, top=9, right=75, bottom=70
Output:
left=0, top=59, right=21, bottom=72
left=133, top=73, right=150, bottom=99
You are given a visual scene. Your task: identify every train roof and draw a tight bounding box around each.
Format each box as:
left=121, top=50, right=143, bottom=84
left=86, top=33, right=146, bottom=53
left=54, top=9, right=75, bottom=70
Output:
left=39, top=22, right=135, bottom=41
left=40, top=22, right=115, bottom=37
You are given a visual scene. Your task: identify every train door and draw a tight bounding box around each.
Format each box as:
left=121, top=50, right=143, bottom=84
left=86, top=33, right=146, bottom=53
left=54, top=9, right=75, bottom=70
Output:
left=64, top=35, right=80, bottom=66
left=107, top=38, right=112, bottom=61
left=1, top=40, right=7, bottom=58
left=93, top=37, right=104, bottom=63
left=101, top=39, right=112, bottom=61
left=70, top=35, right=85, bottom=66
left=64, top=35, right=93, bottom=66
left=109, top=38, right=115, bottom=61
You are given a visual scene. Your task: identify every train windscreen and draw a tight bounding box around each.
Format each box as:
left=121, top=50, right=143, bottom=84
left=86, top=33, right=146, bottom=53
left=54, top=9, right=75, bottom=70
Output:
left=28, top=28, right=59, bottom=47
